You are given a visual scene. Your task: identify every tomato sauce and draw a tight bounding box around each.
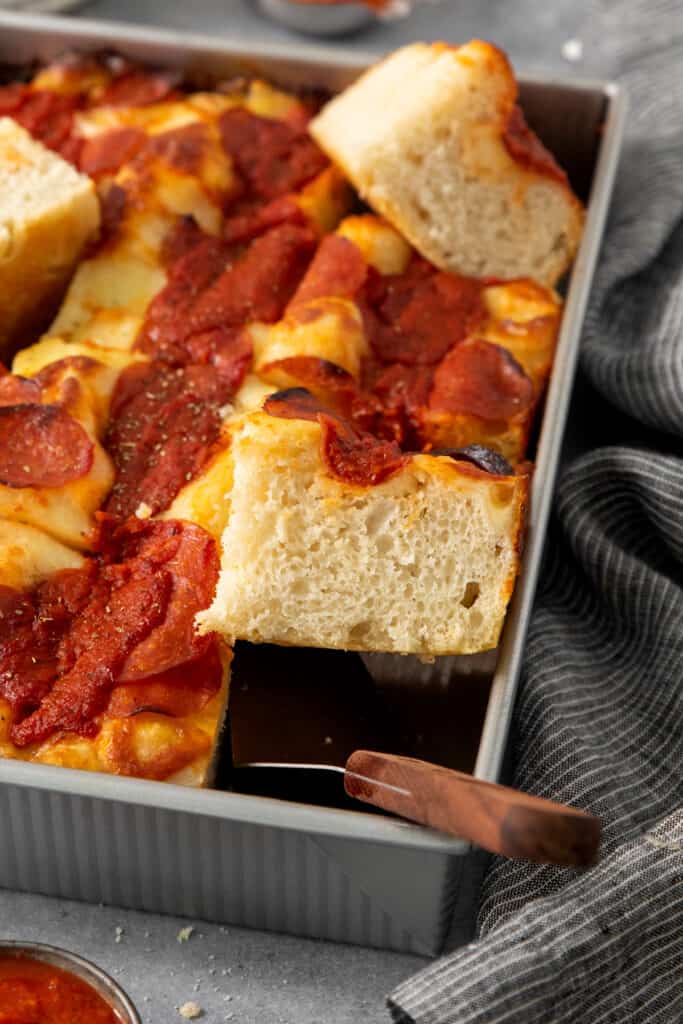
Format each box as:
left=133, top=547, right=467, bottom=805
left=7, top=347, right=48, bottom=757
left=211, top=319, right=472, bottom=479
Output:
left=0, top=955, right=121, bottom=1024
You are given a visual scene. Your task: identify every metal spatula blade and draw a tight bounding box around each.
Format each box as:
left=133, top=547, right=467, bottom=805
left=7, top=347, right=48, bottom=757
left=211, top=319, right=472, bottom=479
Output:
left=227, top=644, right=601, bottom=866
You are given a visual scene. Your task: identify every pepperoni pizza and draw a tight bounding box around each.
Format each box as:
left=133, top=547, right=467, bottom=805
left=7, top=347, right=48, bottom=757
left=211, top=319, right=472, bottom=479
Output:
left=0, top=47, right=580, bottom=780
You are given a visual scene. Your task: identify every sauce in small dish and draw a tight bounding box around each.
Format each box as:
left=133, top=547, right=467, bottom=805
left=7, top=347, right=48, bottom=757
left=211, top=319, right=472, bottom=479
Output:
left=0, top=944, right=140, bottom=1024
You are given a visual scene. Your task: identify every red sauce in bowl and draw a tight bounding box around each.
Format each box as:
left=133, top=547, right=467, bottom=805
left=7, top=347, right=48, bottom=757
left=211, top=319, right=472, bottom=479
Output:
left=0, top=955, right=123, bottom=1023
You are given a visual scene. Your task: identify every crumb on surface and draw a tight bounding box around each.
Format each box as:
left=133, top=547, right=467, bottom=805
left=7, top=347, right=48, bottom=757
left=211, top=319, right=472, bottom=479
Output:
left=177, top=925, right=195, bottom=943
left=179, top=1002, right=203, bottom=1020
left=114, top=926, right=124, bottom=944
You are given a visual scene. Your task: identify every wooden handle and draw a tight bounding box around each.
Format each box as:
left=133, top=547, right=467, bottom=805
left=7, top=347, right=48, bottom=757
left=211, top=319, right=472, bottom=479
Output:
left=345, top=751, right=601, bottom=867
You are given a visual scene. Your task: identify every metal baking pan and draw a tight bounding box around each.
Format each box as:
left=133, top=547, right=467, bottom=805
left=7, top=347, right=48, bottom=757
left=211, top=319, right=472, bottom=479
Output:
left=0, top=10, right=625, bottom=956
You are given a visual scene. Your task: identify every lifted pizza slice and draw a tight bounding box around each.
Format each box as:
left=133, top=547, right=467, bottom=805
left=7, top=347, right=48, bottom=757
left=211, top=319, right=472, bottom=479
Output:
left=198, top=396, right=528, bottom=656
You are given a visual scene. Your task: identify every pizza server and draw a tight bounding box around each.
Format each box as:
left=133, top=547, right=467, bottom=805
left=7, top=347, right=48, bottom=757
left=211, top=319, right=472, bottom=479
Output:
left=226, top=644, right=600, bottom=868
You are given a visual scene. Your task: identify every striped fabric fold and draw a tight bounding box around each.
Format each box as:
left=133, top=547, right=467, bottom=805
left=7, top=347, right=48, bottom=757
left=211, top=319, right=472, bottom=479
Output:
left=389, top=2, right=683, bottom=1020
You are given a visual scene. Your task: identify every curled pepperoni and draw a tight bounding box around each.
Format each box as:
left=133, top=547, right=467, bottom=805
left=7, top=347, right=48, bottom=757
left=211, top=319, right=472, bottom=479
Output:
left=2, top=88, right=79, bottom=159
left=223, top=195, right=305, bottom=245
left=97, top=183, right=129, bottom=248
left=429, top=340, right=534, bottom=422
left=160, top=216, right=208, bottom=267
left=262, top=356, right=359, bottom=413
left=97, top=69, right=180, bottom=108
left=362, top=262, right=485, bottom=365
left=503, top=106, right=567, bottom=185
left=220, top=107, right=327, bottom=199
left=263, top=386, right=324, bottom=422
left=187, top=223, right=317, bottom=336
left=79, top=126, right=146, bottom=177
left=264, top=388, right=408, bottom=487
left=0, top=567, right=97, bottom=722
left=10, top=567, right=172, bottom=747
left=289, top=235, right=367, bottom=309
left=33, top=355, right=99, bottom=391
left=0, top=404, right=93, bottom=488
left=106, top=639, right=223, bottom=719
left=2, top=518, right=221, bottom=747
left=136, top=233, right=231, bottom=356
left=320, top=413, right=408, bottom=487
left=111, top=518, right=220, bottom=681
left=105, top=363, right=237, bottom=519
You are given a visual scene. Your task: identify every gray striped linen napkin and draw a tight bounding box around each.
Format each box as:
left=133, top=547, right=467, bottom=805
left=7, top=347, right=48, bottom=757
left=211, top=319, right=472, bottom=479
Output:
left=389, top=2, right=683, bottom=1022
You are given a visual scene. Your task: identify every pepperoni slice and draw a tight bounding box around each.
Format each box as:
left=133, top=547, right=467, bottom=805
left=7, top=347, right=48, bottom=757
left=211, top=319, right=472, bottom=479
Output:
left=362, top=263, right=485, bottom=365
left=264, top=388, right=408, bottom=486
left=97, top=69, right=180, bottom=108
left=105, top=364, right=234, bottom=519
left=289, top=235, right=367, bottom=309
left=146, top=122, right=207, bottom=174
left=426, top=445, right=513, bottom=477
left=160, top=216, right=208, bottom=267
left=0, top=567, right=97, bottom=721
left=0, top=374, right=42, bottom=407
left=4, top=89, right=79, bottom=158
left=111, top=518, right=220, bottom=681
left=0, top=404, right=94, bottom=488
left=223, top=195, right=305, bottom=245
left=363, top=361, right=434, bottom=446
left=34, top=355, right=99, bottom=391
left=187, top=223, right=317, bottom=336
left=320, top=413, right=408, bottom=487
left=3, top=518, right=221, bottom=747
left=503, top=106, right=567, bottom=185
left=263, top=387, right=325, bottom=422
left=429, top=340, right=534, bottom=422
left=10, top=566, right=172, bottom=747
left=79, top=126, right=146, bottom=177
left=219, top=107, right=327, bottom=200
left=136, top=233, right=231, bottom=357
left=0, top=82, right=26, bottom=115
left=106, top=639, right=223, bottom=719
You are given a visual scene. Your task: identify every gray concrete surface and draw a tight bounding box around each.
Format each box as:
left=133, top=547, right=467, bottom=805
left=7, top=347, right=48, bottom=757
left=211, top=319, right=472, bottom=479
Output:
left=0, top=2, right=595, bottom=1022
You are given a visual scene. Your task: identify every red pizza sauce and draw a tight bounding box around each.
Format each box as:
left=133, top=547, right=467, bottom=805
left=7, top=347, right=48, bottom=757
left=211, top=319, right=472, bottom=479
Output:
left=0, top=955, right=122, bottom=1024
left=503, top=105, right=568, bottom=185
left=0, top=518, right=221, bottom=748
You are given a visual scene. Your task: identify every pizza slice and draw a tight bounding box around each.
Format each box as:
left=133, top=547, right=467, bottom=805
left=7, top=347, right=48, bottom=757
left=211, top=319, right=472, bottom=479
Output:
left=197, top=393, right=528, bottom=656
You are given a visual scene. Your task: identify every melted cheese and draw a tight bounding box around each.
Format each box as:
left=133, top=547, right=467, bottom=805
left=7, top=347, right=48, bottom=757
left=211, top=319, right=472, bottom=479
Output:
left=13, top=337, right=146, bottom=435
left=252, top=297, right=368, bottom=380
left=0, top=520, right=85, bottom=590
left=337, top=214, right=412, bottom=274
